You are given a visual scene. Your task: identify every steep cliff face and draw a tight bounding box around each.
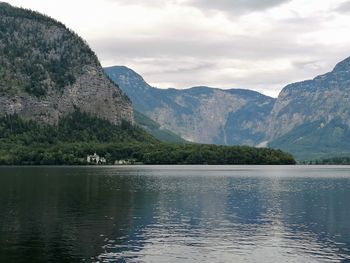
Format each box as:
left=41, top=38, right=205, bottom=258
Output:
left=105, top=66, right=274, bottom=145
left=267, top=57, right=350, bottom=159
left=0, top=3, right=133, bottom=124
left=267, top=57, right=350, bottom=139
left=106, top=60, right=350, bottom=159
left=146, top=87, right=274, bottom=145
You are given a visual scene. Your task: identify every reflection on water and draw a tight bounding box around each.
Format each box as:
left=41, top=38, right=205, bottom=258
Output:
left=1, top=166, right=350, bottom=262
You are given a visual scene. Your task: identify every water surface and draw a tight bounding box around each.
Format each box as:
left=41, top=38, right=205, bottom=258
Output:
left=0, top=165, right=350, bottom=262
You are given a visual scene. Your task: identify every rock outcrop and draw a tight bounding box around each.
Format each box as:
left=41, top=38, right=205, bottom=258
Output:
left=105, top=58, right=350, bottom=159
left=105, top=66, right=274, bottom=145
left=0, top=3, right=133, bottom=125
left=267, top=57, right=350, bottom=139
left=267, top=57, right=350, bottom=159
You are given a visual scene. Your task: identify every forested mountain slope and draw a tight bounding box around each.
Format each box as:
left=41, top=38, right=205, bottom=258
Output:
left=0, top=2, right=133, bottom=125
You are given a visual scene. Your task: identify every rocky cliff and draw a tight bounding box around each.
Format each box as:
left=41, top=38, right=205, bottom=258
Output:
left=0, top=3, right=133, bottom=125
left=267, top=57, right=350, bottom=159
left=105, top=58, right=350, bottom=159
left=105, top=66, right=275, bottom=145
left=267, top=57, right=350, bottom=139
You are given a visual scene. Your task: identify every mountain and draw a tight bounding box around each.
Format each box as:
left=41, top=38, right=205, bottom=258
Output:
left=268, top=57, right=350, bottom=159
left=0, top=2, right=133, bottom=125
left=134, top=111, right=186, bottom=144
left=0, top=3, right=295, bottom=165
left=105, top=57, right=350, bottom=160
left=104, top=66, right=275, bottom=146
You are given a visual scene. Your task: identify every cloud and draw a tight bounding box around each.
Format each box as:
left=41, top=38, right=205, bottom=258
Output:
left=103, top=0, right=185, bottom=7
left=334, top=1, right=350, bottom=12
left=187, top=0, right=292, bottom=14
left=4, top=0, right=350, bottom=97
left=91, top=35, right=322, bottom=61
left=93, top=31, right=344, bottom=97
left=84, top=0, right=350, bottom=97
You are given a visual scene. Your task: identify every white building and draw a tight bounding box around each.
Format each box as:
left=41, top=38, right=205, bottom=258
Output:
left=87, top=153, right=106, bottom=164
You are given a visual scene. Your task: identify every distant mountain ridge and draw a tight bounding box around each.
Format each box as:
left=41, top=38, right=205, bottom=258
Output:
left=267, top=57, right=350, bottom=138
left=105, top=57, right=350, bottom=159
left=268, top=57, right=350, bottom=159
left=105, top=66, right=275, bottom=146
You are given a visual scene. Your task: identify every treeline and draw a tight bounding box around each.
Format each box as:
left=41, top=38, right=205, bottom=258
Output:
left=301, top=157, right=350, bottom=165
left=136, top=144, right=296, bottom=165
left=0, top=111, right=296, bottom=165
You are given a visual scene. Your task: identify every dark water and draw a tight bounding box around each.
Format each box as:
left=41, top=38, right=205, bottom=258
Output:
left=1, top=166, right=350, bottom=262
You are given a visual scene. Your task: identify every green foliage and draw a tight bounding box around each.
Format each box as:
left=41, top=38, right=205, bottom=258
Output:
left=270, top=119, right=350, bottom=160
left=134, top=111, right=160, bottom=130
left=0, top=112, right=295, bottom=165
left=0, top=3, right=99, bottom=97
left=138, top=144, right=295, bottom=165
left=134, top=111, right=187, bottom=144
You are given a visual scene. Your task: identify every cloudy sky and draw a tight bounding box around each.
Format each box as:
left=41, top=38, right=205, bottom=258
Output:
left=4, top=0, right=350, bottom=97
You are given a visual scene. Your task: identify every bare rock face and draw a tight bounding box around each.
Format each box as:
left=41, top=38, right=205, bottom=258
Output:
left=106, top=60, right=350, bottom=159
left=0, top=66, right=133, bottom=125
left=267, top=57, right=350, bottom=139
left=0, top=3, right=133, bottom=125
left=105, top=66, right=275, bottom=146
left=265, top=57, right=350, bottom=159
left=148, top=89, right=248, bottom=143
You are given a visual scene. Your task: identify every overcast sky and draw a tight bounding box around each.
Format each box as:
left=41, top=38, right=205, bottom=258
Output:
left=4, top=0, right=350, bottom=97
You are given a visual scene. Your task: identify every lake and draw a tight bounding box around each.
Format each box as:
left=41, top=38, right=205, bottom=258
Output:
left=1, top=166, right=350, bottom=262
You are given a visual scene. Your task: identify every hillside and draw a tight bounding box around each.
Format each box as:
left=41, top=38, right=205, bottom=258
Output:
left=0, top=111, right=156, bottom=165
left=0, top=2, right=133, bottom=124
left=134, top=111, right=186, bottom=144
left=0, top=111, right=295, bottom=165
left=105, top=58, right=350, bottom=160
left=0, top=3, right=296, bottom=165
left=268, top=57, right=350, bottom=159
left=105, top=66, right=275, bottom=146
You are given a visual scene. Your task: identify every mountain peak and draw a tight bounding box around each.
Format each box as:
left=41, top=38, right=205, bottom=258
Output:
left=105, top=65, right=275, bottom=146
left=333, top=56, right=350, bottom=72
left=0, top=2, right=133, bottom=125
left=105, top=65, right=137, bottom=74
